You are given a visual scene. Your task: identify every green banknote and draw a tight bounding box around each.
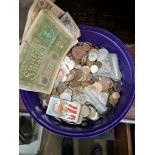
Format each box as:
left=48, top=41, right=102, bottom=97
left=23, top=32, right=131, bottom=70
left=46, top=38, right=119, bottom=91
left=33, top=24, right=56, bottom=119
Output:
left=20, top=10, right=76, bottom=94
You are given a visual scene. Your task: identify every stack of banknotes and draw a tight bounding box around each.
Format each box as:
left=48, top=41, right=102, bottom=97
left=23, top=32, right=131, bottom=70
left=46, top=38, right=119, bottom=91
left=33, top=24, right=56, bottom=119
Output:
left=19, top=0, right=81, bottom=94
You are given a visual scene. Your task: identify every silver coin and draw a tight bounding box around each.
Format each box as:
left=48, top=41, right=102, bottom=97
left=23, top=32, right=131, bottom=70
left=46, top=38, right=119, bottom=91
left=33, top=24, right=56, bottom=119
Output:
left=90, top=65, right=98, bottom=73
left=80, top=104, right=90, bottom=117
left=89, top=112, right=99, bottom=121
left=97, top=48, right=109, bottom=61
left=88, top=53, right=97, bottom=61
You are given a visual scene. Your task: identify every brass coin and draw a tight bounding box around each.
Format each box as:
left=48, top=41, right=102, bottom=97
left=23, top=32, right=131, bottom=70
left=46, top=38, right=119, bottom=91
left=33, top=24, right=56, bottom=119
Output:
left=81, top=66, right=90, bottom=76
left=86, top=60, right=94, bottom=67
left=112, top=92, right=120, bottom=100
left=81, top=54, right=88, bottom=66
left=81, top=81, right=91, bottom=87
left=89, top=48, right=98, bottom=54
left=93, top=61, right=102, bottom=68
left=74, top=69, right=84, bottom=81
left=93, top=82, right=103, bottom=92
left=69, top=80, right=81, bottom=88
left=81, top=43, right=91, bottom=52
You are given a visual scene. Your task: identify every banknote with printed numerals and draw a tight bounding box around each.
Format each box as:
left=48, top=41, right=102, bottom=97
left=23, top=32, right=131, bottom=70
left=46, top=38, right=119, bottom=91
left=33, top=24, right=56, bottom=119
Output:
left=20, top=10, right=77, bottom=94
left=22, top=0, right=65, bottom=40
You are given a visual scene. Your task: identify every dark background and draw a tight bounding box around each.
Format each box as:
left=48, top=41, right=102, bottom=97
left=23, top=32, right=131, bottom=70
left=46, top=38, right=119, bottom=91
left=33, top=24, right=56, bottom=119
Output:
left=55, top=0, right=135, bottom=43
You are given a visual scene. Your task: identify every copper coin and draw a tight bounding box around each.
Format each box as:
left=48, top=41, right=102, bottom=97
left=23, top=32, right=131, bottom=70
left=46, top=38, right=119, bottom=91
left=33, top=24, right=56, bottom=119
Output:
left=71, top=46, right=87, bottom=60
left=99, top=79, right=110, bottom=92
left=69, top=80, right=81, bottom=88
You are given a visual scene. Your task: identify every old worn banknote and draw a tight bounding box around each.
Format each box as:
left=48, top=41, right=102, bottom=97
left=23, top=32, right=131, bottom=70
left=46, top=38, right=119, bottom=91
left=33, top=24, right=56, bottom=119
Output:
left=20, top=10, right=76, bottom=94
left=60, top=11, right=81, bottom=40
left=22, top=0, right=65, bottom=40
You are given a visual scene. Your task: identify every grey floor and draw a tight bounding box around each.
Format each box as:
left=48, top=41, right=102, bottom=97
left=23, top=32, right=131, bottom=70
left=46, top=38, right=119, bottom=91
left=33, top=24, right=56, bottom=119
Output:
left=38, top=127, right=115, bottom=155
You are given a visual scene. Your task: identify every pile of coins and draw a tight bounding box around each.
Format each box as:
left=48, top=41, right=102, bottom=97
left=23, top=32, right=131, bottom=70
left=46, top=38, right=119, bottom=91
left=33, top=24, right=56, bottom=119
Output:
left=38, top=42, right=122, bottom=125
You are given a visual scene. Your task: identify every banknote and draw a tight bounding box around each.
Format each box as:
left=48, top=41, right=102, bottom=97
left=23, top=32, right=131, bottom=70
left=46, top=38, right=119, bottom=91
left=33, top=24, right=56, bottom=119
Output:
left=22, top=0, right=65, bottom=40
left=60, top=11, right=81, bottom=40
left=20, top=10, right=76, bottom=94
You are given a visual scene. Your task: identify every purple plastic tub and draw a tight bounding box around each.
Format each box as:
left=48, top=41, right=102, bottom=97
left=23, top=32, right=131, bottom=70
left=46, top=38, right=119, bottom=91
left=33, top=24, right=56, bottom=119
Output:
left=20, top=25, right=135, bottom=138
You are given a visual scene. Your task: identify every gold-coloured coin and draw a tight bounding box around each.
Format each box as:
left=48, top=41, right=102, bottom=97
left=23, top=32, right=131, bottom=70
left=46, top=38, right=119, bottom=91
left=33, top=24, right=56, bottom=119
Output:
left=93, top=61, right=102, bottom=68
left=81, top=43, right=91, bottom=52
left=86, top=60, right=94, bottom=67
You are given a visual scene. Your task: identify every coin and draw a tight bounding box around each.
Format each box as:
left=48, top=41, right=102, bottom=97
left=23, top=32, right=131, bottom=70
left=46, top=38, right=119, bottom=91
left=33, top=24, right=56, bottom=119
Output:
left=81, top=54, right=88, bottom=66
left=77, top=94, right=87, bottom=104
left=112, top=92, right=120, bottom=100
left=86, top=60, right=94, bottom=67
left=81, top=81, right=91, bottom=87
left=90, top=74, right=99, bottom=81
left=89, top=48, right=98, bottom=54
left=89, top=112, right=99, bottom=121
left=93, top=61, right=102, bottom=68
left=88, top=106, right=96, bottom=118
left=60, top=92, right=72, bottom=101
left=88, top=52, right=98, bottom=61
left=109, top=92, right=120, bottom=106
left=69, top=80, right=81, bottom=88
left=99, top=79, right=110, bottom=92
left=81, top=73, right=87, bottom=81
left=97, top=48, right=109, bottom=61
left=71, top=46, right=87, bottom=60
left=86, top=74, right=92, bottom=81
left=74, top=69, right=84, bottom=81
left=81, top=66, right=90, bottom=76
left=90, top=65, right=98, bottom=73
left=80, top=104, right=90, bottom=117
left=67, top=70, right=75, bottom=81
left=93, top=82, right=103, bottom=92
left=81, top=43, right=91, bottom=52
